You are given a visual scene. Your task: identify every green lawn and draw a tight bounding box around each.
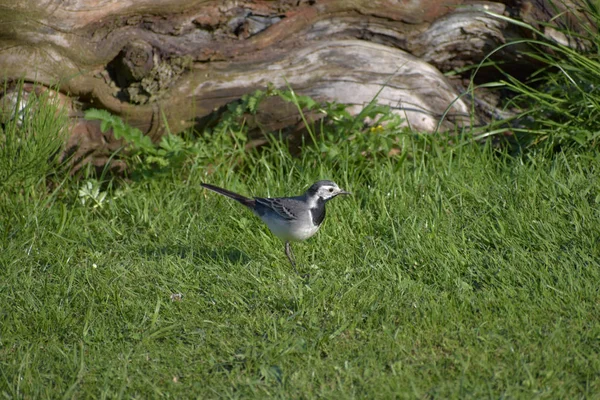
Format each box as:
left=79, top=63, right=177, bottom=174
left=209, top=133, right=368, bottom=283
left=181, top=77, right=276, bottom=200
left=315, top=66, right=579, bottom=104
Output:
left=1, top=135, right=599, bottom=398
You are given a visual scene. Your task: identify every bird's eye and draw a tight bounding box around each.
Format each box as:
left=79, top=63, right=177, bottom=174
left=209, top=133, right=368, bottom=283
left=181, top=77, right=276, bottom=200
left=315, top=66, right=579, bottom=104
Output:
left=328, top=188, right=334, bottom=193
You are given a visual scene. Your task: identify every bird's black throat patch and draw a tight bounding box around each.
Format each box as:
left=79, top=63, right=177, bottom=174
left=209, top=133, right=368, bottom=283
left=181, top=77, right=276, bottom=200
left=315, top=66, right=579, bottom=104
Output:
left=310, top=197, right=326, bottom=226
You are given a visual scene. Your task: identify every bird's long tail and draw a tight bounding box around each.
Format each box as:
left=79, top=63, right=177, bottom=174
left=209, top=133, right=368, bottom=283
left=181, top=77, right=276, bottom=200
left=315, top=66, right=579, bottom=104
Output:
left=201, top=183, right=256, bottom=208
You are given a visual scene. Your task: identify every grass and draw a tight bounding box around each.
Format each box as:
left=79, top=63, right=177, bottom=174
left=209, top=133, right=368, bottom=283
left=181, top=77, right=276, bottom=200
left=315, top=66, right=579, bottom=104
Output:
left=1, top=118, right=600, bottom=398
left=471, top=4, right=600, bottom=150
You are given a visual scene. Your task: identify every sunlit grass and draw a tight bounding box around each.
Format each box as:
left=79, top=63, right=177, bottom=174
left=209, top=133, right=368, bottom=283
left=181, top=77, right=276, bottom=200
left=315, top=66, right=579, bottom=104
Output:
left=472, top=2, right=600, bottom=150
left=1, top=126, right=599, bottom=397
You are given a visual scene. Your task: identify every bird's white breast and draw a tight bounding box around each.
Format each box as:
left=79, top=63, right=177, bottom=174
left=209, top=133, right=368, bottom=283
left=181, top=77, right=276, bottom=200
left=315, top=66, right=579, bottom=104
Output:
left=259, top=211, right=320, bottom=241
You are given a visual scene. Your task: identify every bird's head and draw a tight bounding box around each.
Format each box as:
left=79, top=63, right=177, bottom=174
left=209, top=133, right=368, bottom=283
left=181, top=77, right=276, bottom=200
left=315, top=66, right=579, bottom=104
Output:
left=306, top=180, right=351, bottom=202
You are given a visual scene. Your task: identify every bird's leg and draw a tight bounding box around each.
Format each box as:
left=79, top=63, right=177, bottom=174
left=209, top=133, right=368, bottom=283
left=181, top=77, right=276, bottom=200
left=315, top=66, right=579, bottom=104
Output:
left=285, top=241, right=298, bottom=272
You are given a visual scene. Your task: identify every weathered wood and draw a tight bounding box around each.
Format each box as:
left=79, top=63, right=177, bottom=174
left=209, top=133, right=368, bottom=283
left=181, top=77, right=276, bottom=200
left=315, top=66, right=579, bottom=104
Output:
left=0, top=0, right=593, bottom=168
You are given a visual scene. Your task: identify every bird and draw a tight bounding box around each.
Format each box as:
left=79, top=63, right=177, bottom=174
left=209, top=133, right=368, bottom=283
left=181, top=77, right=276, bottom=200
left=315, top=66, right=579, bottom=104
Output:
left=200, top=180, right=351, bottom=270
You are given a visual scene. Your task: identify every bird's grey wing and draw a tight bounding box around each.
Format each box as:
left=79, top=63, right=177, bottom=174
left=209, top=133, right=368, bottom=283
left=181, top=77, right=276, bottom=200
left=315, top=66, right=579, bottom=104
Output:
left=254, top=197, right=298, bottom=221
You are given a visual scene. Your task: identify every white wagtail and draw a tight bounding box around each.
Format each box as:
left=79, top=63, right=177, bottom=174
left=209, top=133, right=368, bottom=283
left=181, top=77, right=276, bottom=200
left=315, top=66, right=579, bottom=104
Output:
left=201, top=180, right=350, bottom=269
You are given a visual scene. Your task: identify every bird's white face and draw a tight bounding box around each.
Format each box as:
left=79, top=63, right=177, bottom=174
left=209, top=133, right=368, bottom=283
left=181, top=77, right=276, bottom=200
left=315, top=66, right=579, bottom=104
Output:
left=310, top=181, right=351, bottom=201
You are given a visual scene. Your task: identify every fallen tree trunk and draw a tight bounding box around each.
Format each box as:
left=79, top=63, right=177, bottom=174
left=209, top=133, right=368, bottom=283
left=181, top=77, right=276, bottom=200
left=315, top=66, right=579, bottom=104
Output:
left=0, top=0, right=592, bottom=169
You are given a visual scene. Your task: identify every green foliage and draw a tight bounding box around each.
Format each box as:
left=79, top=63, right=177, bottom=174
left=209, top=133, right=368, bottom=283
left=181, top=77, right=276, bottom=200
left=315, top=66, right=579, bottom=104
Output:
left=209, top=84, right=409, bottom=168
left=216, top=88, right=270, bottom=132
left=196, top=88, right=276, bottom=164
left=84, top=109, right=154, bottom=152
left=85, top=86, right=410, bottom=178
left=315, top=102, right=407, bottom=162
left=274, top=86, right=408, bottom=163
left=479, top=3, right=600, bottom=150
left=0, top=86, right=67, bottom=191
left=0, top=85, right=68, bottom=245
left=84, top=109, right=200, bottom=177
left=78, top=179, right=108, bottom=208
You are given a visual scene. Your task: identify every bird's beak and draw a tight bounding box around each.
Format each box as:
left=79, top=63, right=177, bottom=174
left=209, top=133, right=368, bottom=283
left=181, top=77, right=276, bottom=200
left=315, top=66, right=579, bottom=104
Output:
left=339, top=189, right=352, bottom=195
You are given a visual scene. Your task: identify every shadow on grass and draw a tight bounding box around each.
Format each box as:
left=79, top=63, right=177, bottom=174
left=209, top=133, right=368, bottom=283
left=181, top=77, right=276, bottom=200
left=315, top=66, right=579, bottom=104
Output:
left=139, top=244, right=252, bottom=265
